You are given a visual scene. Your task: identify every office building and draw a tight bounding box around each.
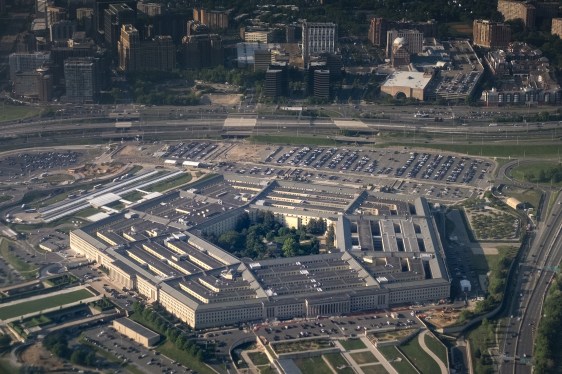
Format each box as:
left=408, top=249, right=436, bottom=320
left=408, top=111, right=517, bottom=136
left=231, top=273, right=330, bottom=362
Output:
left=193, top=7, right=228, bottom=30
left=142, top=35, right=176, bottom=71
left=93, top=0, right=136, bottom=35
left=301, top=22, right=337, bottom=66
left=69, top=176, right=450, bottom=330
left=64, top=57, right=100, bottom=102
left=254, top=49, right=272, bottom=72
left=552, top=18, right=562, bottom=38
left=137, top=2, right=162, bottom=17
left=76, top=8, right=94, bottom=21
left=104, top=3, right=135, bottom=48
left=241, top=27, right=273, bottom=43
left=313, top=69, right=330, bottom=99
left=182, top=34, right=223, bottom=69
left=381, top=71, right=434, bottom=101
left=498, top=0, right=536, bottom=29
left=50, top=20, right=76, bottom=42
left=368, top=17, right=387, bottom=46
left=264, top=63, right=288, bottom=98
left=0, top=0, right=5, bottom=14
left=118, top=24, right=141, bottom=71
left=113, top=318, right=160, bottom=347
left=369, top=17, right=437, bottom=47
left=386, top=29, right=423, bottom=58
left=46, top=6, right=66, bottom=28
left=390, top=37, right=411, bottom=67
left=37, top=67, right=53, bottom=102
left=473, top=20, right=511, bottom=49
left=8, top=52, right=51, bottom=81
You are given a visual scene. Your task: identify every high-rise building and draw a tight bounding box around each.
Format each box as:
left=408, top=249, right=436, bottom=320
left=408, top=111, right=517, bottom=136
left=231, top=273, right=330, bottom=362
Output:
left=385, top=29, right=423, bottom=58
left=137, top=2, right=162, bottom=17
left=301, top=22, right=337, bottom=66
left=497, top=0, right=536, bottom=29
left=264, top=63, right=288, bottom=98
left=368, top=17, right=387, bottom=46
left=118, top=25, right=176, bottom=72
left=37, top=67, right=53, bottom=101
left=93, top=0, right=136, bottom=35
left=369, top=17, right=436, bottom=47
left=313, top=69, right=330, bottom=99
left=47, top=6, right=66, bottom=28
left=193, top=7, right=228, bottom=30
left=64, top=57, right=100, bottom=102
left=142, top=35, right=176, bottom=71
left=50, top=20, right=76, bottom=42
left=473, top=20, right=511, bottom=48
left=118, top=24, right=141, bottom=71
left=390, top=37, right=411, bottom=67
left=8, top=52, right=51, bottom=81
left=254, top=49, right=272, bottom=72
left=0, top=0, right=5, bottom=14
left=104, top=3, right=135, bottom=48
left=552, top=18, right=562, bottom=38
left=182, top=34, right=223, bottom=69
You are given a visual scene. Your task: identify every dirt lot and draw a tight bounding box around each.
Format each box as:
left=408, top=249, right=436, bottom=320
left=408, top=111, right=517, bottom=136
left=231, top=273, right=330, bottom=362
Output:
left=20, top=343, right=66, bottom=371
left=222, top=143, right=269, bottom=163
left=200, top=93, right=242, bottom=105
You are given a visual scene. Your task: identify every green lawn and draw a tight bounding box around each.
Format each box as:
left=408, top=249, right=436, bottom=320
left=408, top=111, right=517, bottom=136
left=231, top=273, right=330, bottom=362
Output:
left=75, top=207, right=100, bottom=218
left=121, top=190, right=146, bottom=202
left=324, top=353, right=354, bottom=373
left=504, top=188, right=543, bottom=210
left=350, top=351, right=378, bottom=365
left=248, top=352, right=269, bottom=366
left=0, top=104, right=41, bottom=122
left=424, top=334, right=448, bottom=367
left=339, top=338, right=366, bottom=351
left=377, top=346, right=418, bottom=374
left=156, top=340, right=214, bottom=374
left=361, top=364, right=389, bottom=374
left=0, top=238, right=38, bottom=279
left=146, top=173, right=192, bottom=192
left=250, top=135, right=342, bottom=146
left=0, top=289, right=93, bottom=320
left=399, top=336, right=440, bottom=374
left=0, top=195, right=12, bottom=204
left=293, top=356, right=333, bottom=374
left=510, top=161, right=562, bottom=185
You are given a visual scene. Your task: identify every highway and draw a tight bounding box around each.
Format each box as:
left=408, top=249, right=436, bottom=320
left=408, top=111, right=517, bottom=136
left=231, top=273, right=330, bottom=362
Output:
left=499, top=189, right=562, bottom=373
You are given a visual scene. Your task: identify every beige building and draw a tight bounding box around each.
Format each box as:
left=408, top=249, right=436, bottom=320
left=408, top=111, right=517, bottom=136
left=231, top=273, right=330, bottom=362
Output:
left=497, top=0, right=535, bottom=29
left=381, top=71, right=434, bottom=101
left=473, top=20, right=511, bottom=48
left=552, top=18, right=562, bottom=38
left=113, top=318, right=160, bottom=347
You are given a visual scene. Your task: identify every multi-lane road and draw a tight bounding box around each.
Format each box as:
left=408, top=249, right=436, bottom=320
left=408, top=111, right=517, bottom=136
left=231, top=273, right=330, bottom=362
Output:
left=499, top=189, right=562, bottom=373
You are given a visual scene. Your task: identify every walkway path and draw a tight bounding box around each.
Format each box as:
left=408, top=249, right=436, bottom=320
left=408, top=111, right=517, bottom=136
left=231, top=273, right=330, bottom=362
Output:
left=417, top=330, right=448, bottom=374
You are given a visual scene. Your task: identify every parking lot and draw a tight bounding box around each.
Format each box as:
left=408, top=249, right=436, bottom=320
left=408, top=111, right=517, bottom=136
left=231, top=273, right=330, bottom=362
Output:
left=260, top=146, right=491, bottom=186
left=0, top=151, right=82, bottom=180
left=82, top=325, right=188, bottom=374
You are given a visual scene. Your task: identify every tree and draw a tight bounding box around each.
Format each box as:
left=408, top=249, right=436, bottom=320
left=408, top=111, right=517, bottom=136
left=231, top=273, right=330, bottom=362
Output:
left=282, top=237, right=298, bottom=257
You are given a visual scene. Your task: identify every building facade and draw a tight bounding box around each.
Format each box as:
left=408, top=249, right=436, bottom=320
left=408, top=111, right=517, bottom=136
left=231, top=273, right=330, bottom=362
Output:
left=497, top=0, right=536, bottom=29
left=473, top=20, right=511, bottom=48
left=386, top=29, right=423, bottom=58
left=301, top=22, right=337, bottom=66
left=64, top=57, right=100, bottom=102
left=552, top=18, right=562, bottom=38
left=193, top=8, right=228, bottom=30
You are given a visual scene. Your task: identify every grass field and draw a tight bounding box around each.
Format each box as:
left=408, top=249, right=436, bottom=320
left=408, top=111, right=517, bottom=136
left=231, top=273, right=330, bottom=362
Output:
left=0, top=238, right=38, bottom=279
left=294, top=356, right=333, bottom=374
left=339, top=338, right=367, bottom=351
left=350, top=351, right=378, bottom=365
left=324, top=353, right=354, bottom=373
left=0, top=104, right=41, bottom=123
left=250, top=135, right=341, bottom=146
left=0, top=289, right=93, bottom=320
left=248, top=352, right=269, bottom=366
left=424, top=334, right=448, bottom=367
left=377, top=346, right=418, bottom=374
left=361, top=365, right=389, bottom=374
left=0, top=195, right=12, bottom=204
left=157, top=340, right=214, bottom=374
left=146, top=173, right=192, bottom=192
left=399, top=336, right=440, bottom=374
left=504, top=187, right=543, bottom=209
left=510, top=161, right=562, bottom=186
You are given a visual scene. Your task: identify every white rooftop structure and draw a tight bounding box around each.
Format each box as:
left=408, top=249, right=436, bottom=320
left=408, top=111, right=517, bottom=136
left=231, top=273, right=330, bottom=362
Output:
left=88, top=193, right=121, bottom=208
left=382, top=71, right=432, bottom=91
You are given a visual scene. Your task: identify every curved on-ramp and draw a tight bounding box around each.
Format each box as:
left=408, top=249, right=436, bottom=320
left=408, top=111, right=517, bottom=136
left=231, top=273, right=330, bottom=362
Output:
left=418, top=330, right=448, bottom=374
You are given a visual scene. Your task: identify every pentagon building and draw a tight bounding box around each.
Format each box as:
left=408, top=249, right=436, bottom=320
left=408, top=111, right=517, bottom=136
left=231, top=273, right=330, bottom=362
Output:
left=70, top=174, right=450, bottom=329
